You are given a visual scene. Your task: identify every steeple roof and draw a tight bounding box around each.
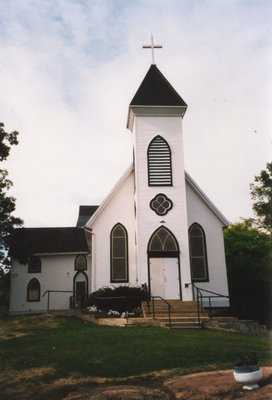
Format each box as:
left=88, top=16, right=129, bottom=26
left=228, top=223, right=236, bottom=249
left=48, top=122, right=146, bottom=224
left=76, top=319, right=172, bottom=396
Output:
left=130, top=64, right=187, bottom=107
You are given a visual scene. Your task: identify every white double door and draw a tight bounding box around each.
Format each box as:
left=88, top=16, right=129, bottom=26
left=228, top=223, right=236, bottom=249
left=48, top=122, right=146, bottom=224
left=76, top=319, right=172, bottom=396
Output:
left=150, top=258, right=180, bottom=299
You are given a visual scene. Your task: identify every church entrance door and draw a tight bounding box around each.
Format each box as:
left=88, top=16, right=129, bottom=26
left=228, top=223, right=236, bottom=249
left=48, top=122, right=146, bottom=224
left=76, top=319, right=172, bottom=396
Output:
left=76, top=281, right=86, bottom=299
left=74, top=271, right=88, bottom=307
left=150, top=258, right=180, bottom=299
left=148, top=227, right=182, bottom=300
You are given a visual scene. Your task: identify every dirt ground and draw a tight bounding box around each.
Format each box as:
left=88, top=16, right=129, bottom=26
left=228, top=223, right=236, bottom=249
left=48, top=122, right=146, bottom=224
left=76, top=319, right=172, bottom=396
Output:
left=1, top=366, right=271, bottom=400
left=1, top=315, right=271, bottom=399
left=0, top=313, right=60, bottom=340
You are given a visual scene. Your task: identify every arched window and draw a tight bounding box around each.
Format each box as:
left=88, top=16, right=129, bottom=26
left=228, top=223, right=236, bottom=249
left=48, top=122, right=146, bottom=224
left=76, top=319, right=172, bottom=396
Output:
left=27, top=278, right=40, bottom=302
left=111, top=224, right=128, bottom=282
left=147, top=135, right=172, bottom=186
left=75, top=255, right=87, bottom=271
left=28, top=256, right=41, bottom=273
left=148, top=227, right=179, bottom=257
left=189, top=223, right=209, bottom=281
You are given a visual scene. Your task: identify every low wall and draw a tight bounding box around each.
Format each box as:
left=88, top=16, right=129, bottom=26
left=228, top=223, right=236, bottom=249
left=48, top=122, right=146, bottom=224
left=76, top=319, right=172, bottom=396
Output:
left=203, top=319, right=272, bottom=338
left=81, top=314, right=161, bottom=327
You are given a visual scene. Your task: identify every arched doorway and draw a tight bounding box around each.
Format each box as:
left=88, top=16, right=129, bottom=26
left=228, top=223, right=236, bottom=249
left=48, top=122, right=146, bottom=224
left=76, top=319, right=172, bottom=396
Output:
left=147, top=227, right=181, bottom=299
left=73, top=271, right=88, bottom=307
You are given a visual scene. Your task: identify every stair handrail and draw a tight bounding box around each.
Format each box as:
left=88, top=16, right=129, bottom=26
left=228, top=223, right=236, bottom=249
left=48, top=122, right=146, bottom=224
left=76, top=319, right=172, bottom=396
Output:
left=191, top=283, right=230, bottom=319
left=42, top=290, right=75, bottom=311
left=150, top=296, right=172, bottom=328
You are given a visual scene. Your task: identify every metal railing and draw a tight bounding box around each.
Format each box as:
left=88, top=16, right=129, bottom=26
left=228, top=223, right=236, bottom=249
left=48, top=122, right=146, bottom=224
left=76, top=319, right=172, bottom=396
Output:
left=42, top=290, right=88, bottom=311
left=150, top=296, right=172, bottom=328
left=42, top=290, right=75, bottom=312
left=191, top=283, right=230, bottom=325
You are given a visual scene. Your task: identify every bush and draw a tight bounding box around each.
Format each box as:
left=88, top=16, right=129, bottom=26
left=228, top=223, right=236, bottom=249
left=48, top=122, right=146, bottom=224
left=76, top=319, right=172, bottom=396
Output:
left=86, top=285, right=148, bottom=313
left=0, top=269, right=10, bottom=314
left=224, top=223, right=272, bottom=328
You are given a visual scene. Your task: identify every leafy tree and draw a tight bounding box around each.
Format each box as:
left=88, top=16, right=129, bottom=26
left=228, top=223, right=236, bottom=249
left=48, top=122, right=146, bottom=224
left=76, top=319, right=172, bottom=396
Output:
left=0, top=122, right=23, bottom=267
left=224, top=223, right=272, bottom=328
left=248, top=162, right=272, bottom=233
left=0, top=267, right=11, bottom=314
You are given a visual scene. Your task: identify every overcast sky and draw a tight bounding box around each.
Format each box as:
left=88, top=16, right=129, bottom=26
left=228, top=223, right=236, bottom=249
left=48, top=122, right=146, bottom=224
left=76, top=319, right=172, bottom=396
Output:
left=1, top=0, right=271, bottom=227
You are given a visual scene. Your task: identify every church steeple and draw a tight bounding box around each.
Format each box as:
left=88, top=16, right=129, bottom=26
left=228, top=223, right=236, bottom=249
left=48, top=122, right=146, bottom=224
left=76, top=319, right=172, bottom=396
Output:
left=130, top=65, right=187, bottom=107
left=128, top=62, right=192, bottom=300
left=127, top=65, right=187, bottom=131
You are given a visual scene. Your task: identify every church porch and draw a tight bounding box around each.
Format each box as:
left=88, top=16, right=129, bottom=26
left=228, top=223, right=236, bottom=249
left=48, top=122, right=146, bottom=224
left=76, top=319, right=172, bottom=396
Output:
left=141, top=299, right=235, bottom=329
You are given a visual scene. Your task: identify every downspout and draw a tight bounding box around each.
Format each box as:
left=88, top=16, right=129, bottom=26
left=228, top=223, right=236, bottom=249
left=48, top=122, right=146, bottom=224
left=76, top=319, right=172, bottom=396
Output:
left=84, top=227, right=96, bottom=292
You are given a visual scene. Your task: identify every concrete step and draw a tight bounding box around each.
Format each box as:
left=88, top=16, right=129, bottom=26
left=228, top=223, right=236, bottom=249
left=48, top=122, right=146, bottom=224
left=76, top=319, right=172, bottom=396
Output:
left=142, top=307, right=203, bottom=313
left=162, top=321, right=202, bottom=329
left=142, top=300, right=199, bottom=307
left=143, top=307, right=201, bottom=311
left=142, top=300, right=204, bottom=311
left=167, top=324, right=201, bottom=329
left=141, top=300, right=208, bottom=328
left=142, top=303, right=200, bottom=308
left=155, top=317, right=208, bottom=322
left=144, top=314, right=208, bottom=320
left=143, top=310, right=208, bottom=314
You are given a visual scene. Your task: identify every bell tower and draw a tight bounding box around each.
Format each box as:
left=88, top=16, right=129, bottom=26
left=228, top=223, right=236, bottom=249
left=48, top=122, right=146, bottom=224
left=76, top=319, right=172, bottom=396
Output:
left=127, top=62, right=193, bottom=301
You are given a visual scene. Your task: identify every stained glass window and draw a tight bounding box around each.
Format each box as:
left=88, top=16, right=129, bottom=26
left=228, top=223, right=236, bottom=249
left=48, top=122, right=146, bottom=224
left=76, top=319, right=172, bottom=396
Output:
left=149, top=227, right=178, bottom=252
left=75, top=255, right=87, bottom=270
left=189, top=223, right=208, bottom=281
left=27, top=278, right=40, bottom=302
left=111, top=224, right=128, bottom=282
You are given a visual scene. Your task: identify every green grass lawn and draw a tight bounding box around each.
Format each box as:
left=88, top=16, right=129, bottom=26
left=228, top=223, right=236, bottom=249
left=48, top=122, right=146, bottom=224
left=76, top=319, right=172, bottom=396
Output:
left=1, top=315, right=271, bottom=384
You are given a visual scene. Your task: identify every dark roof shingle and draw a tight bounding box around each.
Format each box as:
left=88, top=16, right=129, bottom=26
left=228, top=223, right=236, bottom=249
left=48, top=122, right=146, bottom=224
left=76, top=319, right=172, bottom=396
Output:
left=76, top=205, right=99, bottom=227
left=10, top=227, right=89, bottom=263
left=130, top=64, right=187, bottom=107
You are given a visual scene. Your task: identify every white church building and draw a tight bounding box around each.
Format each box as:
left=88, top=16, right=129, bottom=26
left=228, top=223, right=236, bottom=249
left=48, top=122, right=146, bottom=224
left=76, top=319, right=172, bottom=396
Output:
left=9, top=62, right=230, bottom=315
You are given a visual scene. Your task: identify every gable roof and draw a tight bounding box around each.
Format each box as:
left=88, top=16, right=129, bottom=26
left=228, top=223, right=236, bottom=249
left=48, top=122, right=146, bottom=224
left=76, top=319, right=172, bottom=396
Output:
left=10, top=227, right=89, bottom=262
left=86, top=164, right=228, bottom=228
left=76, top=205, right=99, bottom=227
left=185, top=171, right=229, bottom=227
left=85, top=164, right=134, bottom=227
left=129, top=64, right=187, bottom=107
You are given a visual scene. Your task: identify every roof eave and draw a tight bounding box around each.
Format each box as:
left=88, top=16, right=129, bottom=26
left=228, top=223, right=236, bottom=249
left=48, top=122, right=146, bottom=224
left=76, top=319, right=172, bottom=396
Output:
left=185, top=171, right=229, bottom=227
left=31, top=251, right=90, bottom=256
left=85, top=163, right=134, bottom=227
left=127, top=105, right=188, bottom=132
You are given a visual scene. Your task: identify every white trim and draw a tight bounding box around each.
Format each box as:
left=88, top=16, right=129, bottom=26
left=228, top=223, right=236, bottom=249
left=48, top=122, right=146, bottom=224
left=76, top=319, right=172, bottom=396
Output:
left=85, top=165, right=228, bottom=228
left=32, top=252, right=89, bottom=256
left=85, top=163, right=134, bottom=227
left=185, top=171, right=229, bottom=227
left=129, top=105, right=187, bottom=109
left=127, top=105, right=187, bottom=131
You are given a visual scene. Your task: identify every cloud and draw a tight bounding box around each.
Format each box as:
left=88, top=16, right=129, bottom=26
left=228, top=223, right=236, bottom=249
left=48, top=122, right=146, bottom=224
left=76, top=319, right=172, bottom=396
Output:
left=0, top=0, right=271, bottom=226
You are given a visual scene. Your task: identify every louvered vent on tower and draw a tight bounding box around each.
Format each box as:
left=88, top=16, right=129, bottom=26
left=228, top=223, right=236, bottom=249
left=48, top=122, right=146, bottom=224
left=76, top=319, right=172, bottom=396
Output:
left=147, top=136, right=172, bottom=186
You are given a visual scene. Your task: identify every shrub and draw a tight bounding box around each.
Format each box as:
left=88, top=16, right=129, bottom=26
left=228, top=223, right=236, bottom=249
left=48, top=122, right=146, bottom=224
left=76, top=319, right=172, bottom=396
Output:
left=86, top=285, right=148, bottom=313
left=237, top=351, right=258, bottom=367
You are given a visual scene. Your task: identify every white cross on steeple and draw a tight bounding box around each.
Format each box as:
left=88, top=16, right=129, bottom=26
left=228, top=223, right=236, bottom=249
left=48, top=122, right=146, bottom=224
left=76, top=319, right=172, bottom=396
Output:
left=143, top=33, right=162, bottom=64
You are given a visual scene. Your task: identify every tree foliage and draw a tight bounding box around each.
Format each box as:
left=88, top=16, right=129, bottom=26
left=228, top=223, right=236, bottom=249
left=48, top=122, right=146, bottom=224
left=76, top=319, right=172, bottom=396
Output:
left=248, top=162, right=272, bottom=233
left=0, top=267, right=11, bottom=314
left=0, top=122, right=23, bottom=267
left=224, top=223, right=272, bottom=328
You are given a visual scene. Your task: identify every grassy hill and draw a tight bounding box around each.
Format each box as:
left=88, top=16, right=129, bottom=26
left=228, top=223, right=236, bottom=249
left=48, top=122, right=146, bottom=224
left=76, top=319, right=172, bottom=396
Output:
left=0, top=314, right=271, bottom=399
